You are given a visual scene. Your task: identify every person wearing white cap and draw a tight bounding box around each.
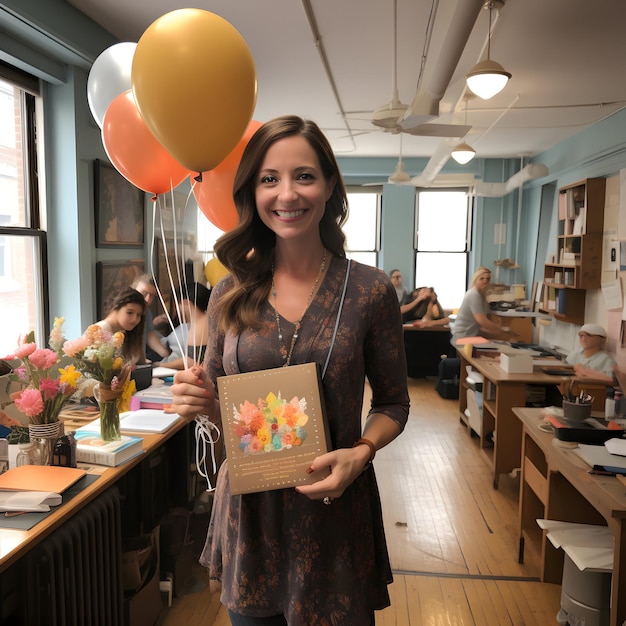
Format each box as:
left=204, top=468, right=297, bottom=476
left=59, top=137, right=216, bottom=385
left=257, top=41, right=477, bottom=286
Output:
left=565, top=323, right=616, bottom=384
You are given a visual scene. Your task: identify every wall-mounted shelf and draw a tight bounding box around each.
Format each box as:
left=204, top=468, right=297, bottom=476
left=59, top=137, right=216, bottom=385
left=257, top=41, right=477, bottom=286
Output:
left=542, top=178, right=605, bottom=325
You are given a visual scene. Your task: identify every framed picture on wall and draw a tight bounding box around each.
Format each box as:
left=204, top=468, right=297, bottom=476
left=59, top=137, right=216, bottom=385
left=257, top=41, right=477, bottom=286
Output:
left=96, top=260, right=145, bottom=319
left=94, top=159, right=145, bottom=248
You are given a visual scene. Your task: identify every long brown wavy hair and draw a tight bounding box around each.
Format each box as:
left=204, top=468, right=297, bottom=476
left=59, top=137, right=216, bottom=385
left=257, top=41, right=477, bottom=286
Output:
left=106, top=287, right=146, bottom=364
left=213, top=115, right=349, bottom=333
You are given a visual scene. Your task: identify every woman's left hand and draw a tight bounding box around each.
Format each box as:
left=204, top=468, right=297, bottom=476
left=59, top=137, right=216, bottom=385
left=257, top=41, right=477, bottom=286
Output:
left=295, top=445, right=372, bottom=502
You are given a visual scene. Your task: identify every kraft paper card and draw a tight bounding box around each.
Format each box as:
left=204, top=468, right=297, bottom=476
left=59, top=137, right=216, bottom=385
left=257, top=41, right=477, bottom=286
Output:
left=217, top=363, right=331, bottom=495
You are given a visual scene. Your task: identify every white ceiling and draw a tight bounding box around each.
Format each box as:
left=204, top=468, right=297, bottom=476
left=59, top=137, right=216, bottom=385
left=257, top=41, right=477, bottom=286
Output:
left=67, top=0, right=626, bottom=161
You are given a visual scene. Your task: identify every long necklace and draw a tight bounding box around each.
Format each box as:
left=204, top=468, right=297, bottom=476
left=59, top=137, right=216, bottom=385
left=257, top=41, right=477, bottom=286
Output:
left=272, top=248, right=327, bottom=367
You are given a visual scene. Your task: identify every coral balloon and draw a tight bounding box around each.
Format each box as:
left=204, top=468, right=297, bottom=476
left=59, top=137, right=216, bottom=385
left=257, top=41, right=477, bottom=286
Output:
left=132, top=9, right=257, bottom=174
left=193, top=119, right=262, bottom=232
left=102, top=90, right=191, bottom=194
left=205, top=258, right=229, bottom=287
left=88, top=42, right=137, bottom=129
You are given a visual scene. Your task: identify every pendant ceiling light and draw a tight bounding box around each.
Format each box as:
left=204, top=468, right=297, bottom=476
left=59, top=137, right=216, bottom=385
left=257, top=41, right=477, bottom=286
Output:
left=451, top=142, right=476, bottom=165
left=451, top=102, right=475, bottom=164
left=466, top=1, right=511, bottom=100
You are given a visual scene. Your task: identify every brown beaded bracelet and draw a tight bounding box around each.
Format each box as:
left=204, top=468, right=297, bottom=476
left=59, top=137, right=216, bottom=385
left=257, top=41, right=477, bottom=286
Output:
left=353, top=437, right=376, bottom=463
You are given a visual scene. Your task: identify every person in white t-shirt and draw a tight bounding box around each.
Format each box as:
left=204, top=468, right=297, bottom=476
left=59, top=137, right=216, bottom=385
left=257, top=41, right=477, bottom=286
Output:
left=566, top=323, right=616, bottom=383
left=451, top=267, right=514, bottom=343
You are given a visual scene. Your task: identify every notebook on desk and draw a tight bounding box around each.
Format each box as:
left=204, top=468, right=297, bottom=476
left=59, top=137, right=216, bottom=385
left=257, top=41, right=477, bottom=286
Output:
left=75, top=409, right=181, bottom=434
left=0, top=465, right=86, bottom=493
left=573, top=443, right=626, bottom=471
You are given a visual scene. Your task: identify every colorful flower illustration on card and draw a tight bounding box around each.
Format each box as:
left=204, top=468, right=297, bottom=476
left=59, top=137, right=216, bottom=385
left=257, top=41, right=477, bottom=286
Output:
left=232, top=391, right=309, bottom=455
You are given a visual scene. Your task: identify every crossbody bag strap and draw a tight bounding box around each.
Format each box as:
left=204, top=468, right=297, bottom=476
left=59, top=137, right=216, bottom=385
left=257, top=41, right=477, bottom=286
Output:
left=322, top=259, right=350, bottom=379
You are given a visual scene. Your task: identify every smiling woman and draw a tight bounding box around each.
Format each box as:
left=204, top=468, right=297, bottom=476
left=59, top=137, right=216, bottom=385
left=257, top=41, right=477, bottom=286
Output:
left=169, top=115, right=409, bottom=626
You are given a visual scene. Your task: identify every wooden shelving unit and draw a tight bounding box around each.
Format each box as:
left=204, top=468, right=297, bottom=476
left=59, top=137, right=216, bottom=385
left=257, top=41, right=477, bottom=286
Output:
left=542, top=178, right=606, bottom=324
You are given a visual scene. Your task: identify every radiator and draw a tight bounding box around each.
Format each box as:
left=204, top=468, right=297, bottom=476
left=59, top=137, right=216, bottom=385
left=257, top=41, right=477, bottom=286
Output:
left=22, top=486, right=124, bottom=626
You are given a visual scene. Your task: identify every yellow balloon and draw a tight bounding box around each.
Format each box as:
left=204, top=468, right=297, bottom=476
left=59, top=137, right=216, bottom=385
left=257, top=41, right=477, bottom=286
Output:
left=205, top=258, right=230, bottom=287
left=132, top=9, right=257, bottom=174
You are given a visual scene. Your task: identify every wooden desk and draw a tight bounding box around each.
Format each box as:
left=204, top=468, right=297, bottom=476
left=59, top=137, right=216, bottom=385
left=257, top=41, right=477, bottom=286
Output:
left=458, top=350, right=569, bottom=488
left=403, top=324, right=455, bottom=378
left=0, top=413, right=191, bottom=624
left=514, top=406, right=626, bottom=626
left=0, top=417, right=187, bottom=573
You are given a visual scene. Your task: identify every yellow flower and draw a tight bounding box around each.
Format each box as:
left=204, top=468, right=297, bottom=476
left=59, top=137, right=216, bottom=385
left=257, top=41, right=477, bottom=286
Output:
left=112, top=357, right=124, bottom=370
left=58, top=364, right=81, bottom=387
left=117, top=378, right=136, bottom=413
left=112, top=332, right=125, bottom=349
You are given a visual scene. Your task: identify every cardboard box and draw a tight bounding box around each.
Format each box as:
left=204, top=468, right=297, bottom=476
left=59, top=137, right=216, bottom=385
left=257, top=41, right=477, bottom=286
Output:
left=124, top=526, right=162, bottom=626
left=500, top=353, right=533, bottom=373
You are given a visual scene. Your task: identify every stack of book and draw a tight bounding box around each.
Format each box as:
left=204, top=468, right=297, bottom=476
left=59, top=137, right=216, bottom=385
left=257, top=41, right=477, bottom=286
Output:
left=74, top=431, right=144, bottom=467
left=131, top=383, right=173, bottom=410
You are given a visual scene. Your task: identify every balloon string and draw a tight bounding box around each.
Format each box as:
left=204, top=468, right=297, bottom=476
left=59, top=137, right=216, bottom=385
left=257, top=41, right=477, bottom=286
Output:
left=150, top=186, right=193, bottom=369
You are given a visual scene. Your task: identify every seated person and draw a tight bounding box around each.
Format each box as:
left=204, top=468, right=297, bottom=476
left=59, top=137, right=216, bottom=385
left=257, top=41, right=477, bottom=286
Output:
left=96, top=287, right=147, bottom=365
left=157, top=282, right=211, bottom=370
left=402, top=287, right=450, bottom=328
left=565, top=323, right=616, bottom=384
left=451, top=267, right=514, bottom=343
left=390, top=269, right=409, bottom=304
left=131, top=274, right=172, bottom=362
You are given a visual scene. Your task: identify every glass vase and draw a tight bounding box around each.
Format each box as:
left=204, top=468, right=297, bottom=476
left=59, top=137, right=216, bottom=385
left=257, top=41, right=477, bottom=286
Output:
left=29, top=421, right=62, bottom=466
left=94, top=383, right=122, bottom=442
left=99, top=399, right=121, bottom=442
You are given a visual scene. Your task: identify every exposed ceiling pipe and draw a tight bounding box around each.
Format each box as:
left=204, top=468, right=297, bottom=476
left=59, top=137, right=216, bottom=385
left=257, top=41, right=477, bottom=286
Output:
left=402, top=0, right=484, bottom=127
left=409, top=140, right=455, bottom=186
left=301, top=0, right=357, bottom=152
left=473, top=163, right=549, bottom=197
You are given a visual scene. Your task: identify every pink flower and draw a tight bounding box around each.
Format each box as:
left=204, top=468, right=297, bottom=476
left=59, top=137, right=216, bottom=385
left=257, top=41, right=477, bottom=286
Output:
left=14, top=388, right=44, bottom=417
left=13, top=366, right=28, bottom=382
left=29, top=348, right=58, bottom=370
left=39, top=377, right=60, bottom=400
left=12, top=343, right=36, bottom=359
left=62, top=336, right=89, bottom=357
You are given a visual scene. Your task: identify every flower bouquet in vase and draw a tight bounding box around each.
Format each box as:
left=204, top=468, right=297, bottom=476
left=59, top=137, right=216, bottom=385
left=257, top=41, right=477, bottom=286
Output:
left=64, top=325, right=135, bottom=441
left=4, top=318, right=81, bottom=464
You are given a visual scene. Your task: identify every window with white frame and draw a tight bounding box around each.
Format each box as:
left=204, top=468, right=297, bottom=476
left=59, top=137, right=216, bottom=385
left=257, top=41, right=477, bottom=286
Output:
left=345, top=189, right=380, bottom=267
left=0, top=68, right=47, bottom=355
left=414, top=190, right=471, bottom=310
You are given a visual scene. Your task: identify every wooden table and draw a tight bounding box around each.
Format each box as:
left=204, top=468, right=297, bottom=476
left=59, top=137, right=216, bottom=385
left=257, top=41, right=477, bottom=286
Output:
left=458, top=349, right=572, bottom=488
left=0, top=416, right=188, bottom=573
left=514, top=406, right=626, bottom=626
left=0, top=412, right=192, bottom=624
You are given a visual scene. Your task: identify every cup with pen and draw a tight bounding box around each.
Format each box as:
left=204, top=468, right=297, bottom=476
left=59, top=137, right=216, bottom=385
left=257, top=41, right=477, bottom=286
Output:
left=562, top=384, right=594, bottom=424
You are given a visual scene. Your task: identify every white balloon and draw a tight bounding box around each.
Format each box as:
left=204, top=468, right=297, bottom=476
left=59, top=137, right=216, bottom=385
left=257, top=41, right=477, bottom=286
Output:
left=87, top=42, right=137, bottom=129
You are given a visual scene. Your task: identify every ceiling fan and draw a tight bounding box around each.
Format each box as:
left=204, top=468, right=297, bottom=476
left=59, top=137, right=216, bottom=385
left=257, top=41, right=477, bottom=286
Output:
left=364, top=0, right=471, bottom=139
left=364, top=134, right=412, bottom=186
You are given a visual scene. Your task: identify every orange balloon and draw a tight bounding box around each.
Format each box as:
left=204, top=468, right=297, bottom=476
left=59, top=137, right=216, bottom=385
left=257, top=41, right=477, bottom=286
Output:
left=132, top=9, right=257, bottom=174
left=102, top=90, right=191, bottom=194
left=193, top=120, right=262, bottom=232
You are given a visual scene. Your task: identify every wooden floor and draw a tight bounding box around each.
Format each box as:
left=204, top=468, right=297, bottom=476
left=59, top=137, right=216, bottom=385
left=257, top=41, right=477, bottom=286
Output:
left=160, top=377, right=562, bottom=625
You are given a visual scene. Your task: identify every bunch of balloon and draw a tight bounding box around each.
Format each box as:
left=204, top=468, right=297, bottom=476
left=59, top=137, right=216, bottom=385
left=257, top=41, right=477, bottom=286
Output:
left=88, top=8, right=257, bottom=199
left=192, top=120, right=263, bottom=233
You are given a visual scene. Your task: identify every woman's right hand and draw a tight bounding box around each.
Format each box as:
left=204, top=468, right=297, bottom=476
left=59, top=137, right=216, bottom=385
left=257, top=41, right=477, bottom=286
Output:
left=166, top=365, right=217, bottom=422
